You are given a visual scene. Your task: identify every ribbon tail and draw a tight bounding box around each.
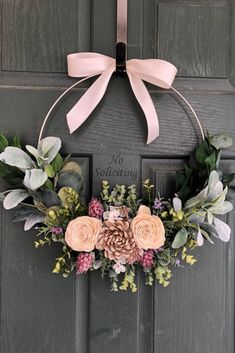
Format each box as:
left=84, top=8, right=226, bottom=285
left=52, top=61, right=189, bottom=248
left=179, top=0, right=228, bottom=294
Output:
left=67, top=66, right=115, bottom=134
left=127, top=71, right=159, bottom=144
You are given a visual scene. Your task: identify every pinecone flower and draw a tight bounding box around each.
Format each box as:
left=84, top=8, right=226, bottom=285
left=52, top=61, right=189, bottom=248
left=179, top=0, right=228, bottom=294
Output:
left=88, top=198, right=104, bottom=219
left=96, top=220, right=141, bottom=264
left=76, top=252, right=95, bottom=274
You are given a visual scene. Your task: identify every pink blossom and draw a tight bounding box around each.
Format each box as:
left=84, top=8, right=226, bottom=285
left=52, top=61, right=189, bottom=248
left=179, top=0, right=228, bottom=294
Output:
left=88, top=198, right=104, bottom=219
left=113, top=262, right=126, bottom=274
left=140, top=250, right=154, bottom=269
left=76, top=252, right=95, bottom=274
left=51, top=227, right=63, bottom=235
left=103, top=206, right=123, bottom=222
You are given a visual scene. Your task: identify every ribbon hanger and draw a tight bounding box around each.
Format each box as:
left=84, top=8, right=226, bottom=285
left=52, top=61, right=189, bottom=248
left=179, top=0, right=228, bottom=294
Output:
left=116, top=0, right=127, bottom=72
left=38, top=0, right=204, bottom=144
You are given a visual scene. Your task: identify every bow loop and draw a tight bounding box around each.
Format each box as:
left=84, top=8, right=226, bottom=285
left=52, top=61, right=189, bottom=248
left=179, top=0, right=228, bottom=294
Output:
left=67, top=52, right=115, bottom=77
left=126, top=59, right=177, bottom=89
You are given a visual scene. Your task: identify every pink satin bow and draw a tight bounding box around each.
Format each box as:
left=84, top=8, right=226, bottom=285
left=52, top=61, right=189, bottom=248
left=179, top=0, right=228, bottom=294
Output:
left=67, top=52, right=177, bottom=144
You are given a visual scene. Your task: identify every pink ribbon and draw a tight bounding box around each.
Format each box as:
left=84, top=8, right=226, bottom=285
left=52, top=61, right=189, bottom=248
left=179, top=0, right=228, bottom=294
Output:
left=67, top=52, right=177, bottom=144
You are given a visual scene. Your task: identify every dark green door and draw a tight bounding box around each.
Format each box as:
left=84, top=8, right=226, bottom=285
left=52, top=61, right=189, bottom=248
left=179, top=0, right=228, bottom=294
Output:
left=0, top=1, right=234, bottom=352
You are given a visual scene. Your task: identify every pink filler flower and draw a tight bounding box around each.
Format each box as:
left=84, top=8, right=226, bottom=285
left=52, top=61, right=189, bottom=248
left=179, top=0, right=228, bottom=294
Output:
left=76, top=253, right=95, bottom=274
left=88, top=198, right=104, bottom=219
left=140, top=250, right=154, bottom=269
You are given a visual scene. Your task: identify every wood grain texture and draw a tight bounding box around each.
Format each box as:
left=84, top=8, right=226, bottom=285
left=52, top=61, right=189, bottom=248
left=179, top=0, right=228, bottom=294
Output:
left=89, top=270, right=153, bottom=353
left=230, top=3, right=235, bottom=87
left=1, top=211, right=75, bottom=353
left=92, top=0, right=145, bottom=59
left=0, top=1, right=234, bottom=352
left=0, top=83, right=234, bottom=352
left=0, top=156, right=91, bottom=353
left=2, top=0, right=91, bottom=72
left=0, top=78, right=234, bottom=156
left=141, top=159, right=235, bottom=353
left=156, top=0, right=230, bottom=4
left=158, top=4, right=230, bottom=77
left=141, top=159, right=185, bottom=198
left=75, top=276, right=89, bottom=353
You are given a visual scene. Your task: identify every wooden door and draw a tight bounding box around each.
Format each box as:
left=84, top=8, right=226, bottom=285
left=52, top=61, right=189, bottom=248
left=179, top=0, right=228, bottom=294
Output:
left=0, top=1, right=234, bottom=352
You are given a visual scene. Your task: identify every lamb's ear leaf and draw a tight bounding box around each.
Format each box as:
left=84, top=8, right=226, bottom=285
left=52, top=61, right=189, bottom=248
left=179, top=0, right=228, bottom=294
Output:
left=24, top=213, right=45, bottom=231
left=172, top=228, right=188, bottom=249
left=197, top=228, right=204, bottom=246
left=3, top=189, right=30, bottom=209
left=200, top=223, right=218, bottom=238
left=208, top=171, right=219, bottom=193
left=0, top=147, right=34, bottom=171
left=173, top=197, right=182, bottom=212
left=23, top=169, right=48, bottom=190
left=26, top=145, right=40, bottom=160
left=209, top=201, right=233, bottom=215
left=214, top=217, right=231, bottom=242
left=209, top=134, right=233, bottom=150
left=184, top=186, right=208, bottom=210
left=38, top=137, right=61, bottom=165
left=12, top=207, right=36, bottom=222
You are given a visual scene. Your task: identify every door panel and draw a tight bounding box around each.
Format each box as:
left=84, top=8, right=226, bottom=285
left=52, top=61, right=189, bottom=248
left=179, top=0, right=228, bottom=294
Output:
left=0, top=1, right=235, bottom=353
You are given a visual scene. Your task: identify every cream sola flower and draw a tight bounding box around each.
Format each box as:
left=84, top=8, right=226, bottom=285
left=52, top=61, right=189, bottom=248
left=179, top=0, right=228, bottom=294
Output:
left=184, top=170, right=233, bottom=246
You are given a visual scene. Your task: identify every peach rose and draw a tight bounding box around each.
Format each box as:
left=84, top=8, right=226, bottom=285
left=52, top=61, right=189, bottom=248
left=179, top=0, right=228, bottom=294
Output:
left=65, top=216, right=102, bottom=252
left=131, top=205, right=165, bottom=250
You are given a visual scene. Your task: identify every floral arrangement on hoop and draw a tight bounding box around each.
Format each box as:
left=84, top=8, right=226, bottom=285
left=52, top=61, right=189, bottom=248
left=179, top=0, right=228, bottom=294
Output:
left=0, top=133, right=234, bottom=292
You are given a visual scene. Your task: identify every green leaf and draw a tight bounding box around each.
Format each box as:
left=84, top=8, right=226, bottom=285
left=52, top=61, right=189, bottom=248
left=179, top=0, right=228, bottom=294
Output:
left=42, top=179, right=54, bottom=190
left=155, top=265, right=165, bottom=275
left=176, top=172, right=186, bottom=190
left=172, top=228, right=188, bottom=249
left=44, top=164, right=55, bottom=178
left=204, top=152, right=216, bottom=170
left=11, top=136, right=21, bottom=148
left=0, top=133, right=8, bottom=152
left=195, top=140, right=210, bottom=164
left=209, top=134, right=233, bottom=150
left=51, top=153, right=64, bottom=173
left=0, top=160, right=10, bottom=177
left=222, top=173, right=235, bottom=186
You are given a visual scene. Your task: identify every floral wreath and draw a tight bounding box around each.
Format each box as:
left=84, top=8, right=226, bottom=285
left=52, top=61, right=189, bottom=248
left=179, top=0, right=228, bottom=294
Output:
left=0, top=132, right=234, bottom=292
left=0, top=1, right=234, bottom=291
